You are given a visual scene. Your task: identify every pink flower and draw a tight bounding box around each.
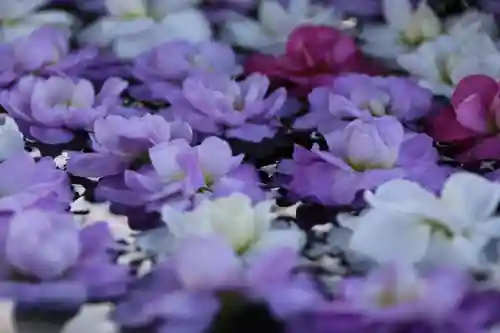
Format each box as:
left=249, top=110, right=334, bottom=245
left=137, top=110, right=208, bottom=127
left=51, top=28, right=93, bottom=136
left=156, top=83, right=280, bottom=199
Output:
left=427, top=75, right=500, bottom=162
left=244, top=25, right=382, bottom=97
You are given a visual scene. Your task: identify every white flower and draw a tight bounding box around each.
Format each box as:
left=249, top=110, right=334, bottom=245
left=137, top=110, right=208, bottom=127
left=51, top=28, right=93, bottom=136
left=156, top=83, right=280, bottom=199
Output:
left=78, top=0, right=211, bottom=59
left=360, top=0, right=496, bottom=65
left=338, top=173, right=500, bottom=268
left=397, top=32, right=500, bottom=96
left=0, top=0, right=75, bottom=42
left=161, top=193, right=305, bottom=259
left=0, top=115, right=24, bottom=161
left=221, top=0, right=344, bottom=54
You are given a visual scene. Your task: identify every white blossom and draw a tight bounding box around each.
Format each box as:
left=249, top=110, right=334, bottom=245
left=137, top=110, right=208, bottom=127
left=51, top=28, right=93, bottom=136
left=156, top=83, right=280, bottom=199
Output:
left=0, top=115, right=25, bottom=161
left=78, top=0, right=211, bottom=59
left=338, top=173, right=500, bottom=269
left=221, top=0, right=344, bottom=54
left=360, top=0, right=496, bottom=65
left=0, top=0, right=75, bottom=42
left=397, top=32, right=500, bottom=96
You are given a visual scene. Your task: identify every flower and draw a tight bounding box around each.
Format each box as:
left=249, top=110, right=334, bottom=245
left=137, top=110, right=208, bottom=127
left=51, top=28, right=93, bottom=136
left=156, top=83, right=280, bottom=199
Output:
left=339, top=173, right=500, bottom=268
left=221, top=0, right=344, bottom=54
left=426, top=75, right=500, bottom=163
left=78, top=0, right=211, bottom=59
left=137, top=193, right=304, bottom=260
left=96, top=136, right=265, bottom=214
left=0, top=75, right=128, bottom=144
left=112, top=235, right=314, bottom=332
left=295, top=74, right=432, bottom=134
left=397, top=32, right=500, bottom=96
left=165, top=73, right=287, bottom=142
left=245, top=25, right=381, bottom=97
left=0, top=0, right=75, bottom=42
left=130, top=40, right=241, bottom=101
left=0, top=115, right=25, bottom=162
left=67, top=114, right=193, bottom=178
left=0, top=210, right=129, bottom=308
left=0, top=152, right=72, bottom=212
left=203, top=0, right=258, bottom=23
left=279, top=116, right=450, bottom=205
left=287, top=265, right=470, bottom=333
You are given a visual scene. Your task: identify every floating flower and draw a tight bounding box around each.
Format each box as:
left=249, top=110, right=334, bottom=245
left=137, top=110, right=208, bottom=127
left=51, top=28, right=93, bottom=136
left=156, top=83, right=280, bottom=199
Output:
left=166, top=73, right=287, bottom=142
left=279, top=116, right=451, bottom=205
left=397, top=32, right=500, bottom=96
left=0, top=75, right=128, bottom=144
left=339, top=173, right=500, bottom=268
left=0, top=0, right=75, bottom=42
left=222, top=0, right=344, bottom=54
left=427, top=75, right=500, bottom=162
left=0, top=210, right=129, bottom=308
left=67, top=114, right=192, bottom=178
left=78, top=0, right=211, bottom=59
left=96, top=136, right=265, bottom=213
left=0, top=152, right=72, bottom=212
left=295, top=74, right=432, bottom=134
left=245, top=25, right=381, bottom=97
left=130, top=40, right=241, bottom=101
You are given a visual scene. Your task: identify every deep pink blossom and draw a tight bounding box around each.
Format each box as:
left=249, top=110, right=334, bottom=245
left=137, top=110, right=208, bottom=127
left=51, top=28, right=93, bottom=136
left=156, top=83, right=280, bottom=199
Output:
left=244, top=25, right=382, bottom=97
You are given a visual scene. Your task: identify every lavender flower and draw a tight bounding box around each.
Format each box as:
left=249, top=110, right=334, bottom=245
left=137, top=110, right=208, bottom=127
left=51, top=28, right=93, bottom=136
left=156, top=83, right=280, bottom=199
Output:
left=0, top=75, right=128, bottom=144
left=279, top=116, right=451, bottom=205
left=0, top=26, right=97, bottom=88
left=0, top=210, right=129, bottom=308
left=0, top=152, right=72, bottom=212
left=295, top=74, right=432, bottom=135
left=67, top=114, right=193, bottom=178
left=96, top=136, right=265, bottom=213
left=166, top=73, right=287, bottom=142
left=130, top=40, right=242, bottom=101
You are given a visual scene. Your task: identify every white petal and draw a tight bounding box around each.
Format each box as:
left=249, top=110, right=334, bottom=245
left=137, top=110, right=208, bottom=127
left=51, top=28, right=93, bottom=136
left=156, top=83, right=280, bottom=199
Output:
left=157, top=9, right=212, bottom=43
left=148, top=0, right=202, bottom=16
left=222, top=18, right=272, bottom=50
left=441, top=173, right=500, bottom=220
left=105, top=0, right=147, bottom=17
left=22, top=10, right=76, bottom=29
left=382, top=0, right=414, bottom=30
left=0, top=0, right=48, bottom=20
left=245, top=227, right=305, bottom=263
left=424, top=234, right=484, bottom=268
left=349, top=208, right=431, bottom=264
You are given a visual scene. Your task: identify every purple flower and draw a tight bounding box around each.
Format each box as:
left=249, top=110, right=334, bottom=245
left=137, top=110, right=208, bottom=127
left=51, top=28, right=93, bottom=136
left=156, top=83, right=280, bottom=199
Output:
left=130, top=40, right=241, bottom=101
left=111, top=234, right=311, bottom=332
left=295, top=74, right=432, bottom=135
left=96, top=136, right=265, bottom=213
left=165, top=73, right=287, bottom=142
left=67, top=114, right=193, bottom=178
left=279, top=117, right=451, bottom=205
left=0, top=210, right=129, bottom=308
left=287, top=265, right=470, bottom=333
left=0, top=26, right=97, bottom=88
left=0, top=75, right=128, bottom=144
left=0, top=152, right=71, bottom=212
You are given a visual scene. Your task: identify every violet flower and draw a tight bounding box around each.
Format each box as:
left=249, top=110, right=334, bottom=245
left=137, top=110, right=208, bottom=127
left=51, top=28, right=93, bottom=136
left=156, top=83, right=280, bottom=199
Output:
left=111, top=235, right=315, bottom=332
left=0, top=210, right=129, bottom=309
left=166, top=73, right=287, bottom=142
left=295, top=74, right=432, bottom=135
left=96, top=136, right=265, bottom=213
left=279, top=116, right=451, bottom=205
left=0, top=152, right=72, bottom=212
left=0, top=26, right=97, bottom=88
left=0, top=75, right=128, bottom=144
left=130, top=40, right=242, bottom=101
left=67, top=114, right=193, bottom=178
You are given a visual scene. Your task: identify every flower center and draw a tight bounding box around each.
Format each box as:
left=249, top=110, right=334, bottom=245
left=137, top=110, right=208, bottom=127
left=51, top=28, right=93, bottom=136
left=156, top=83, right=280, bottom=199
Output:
left=423, top=219, right=454, bottom=239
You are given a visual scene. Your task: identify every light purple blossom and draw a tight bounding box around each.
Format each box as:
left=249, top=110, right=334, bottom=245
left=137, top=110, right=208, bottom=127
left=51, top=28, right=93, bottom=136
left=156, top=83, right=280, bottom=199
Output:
left=130, top=40, right=241, bottom=101
left=279, top=116, right=451, bottom=205
left=67, top=114, right=193, bottom=178
left=0, top=75, right=128, bottom=144
left=96, top=136, right=265, bottom=213
left=0, top=210, right=129, bottom=308
left=0, top=26, right=97, bottom=88
left=295, top=74, right=432, bottom=135
left=165, top=73, right=287, bottom=142
left=0, top=152, right=72, bottom=212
